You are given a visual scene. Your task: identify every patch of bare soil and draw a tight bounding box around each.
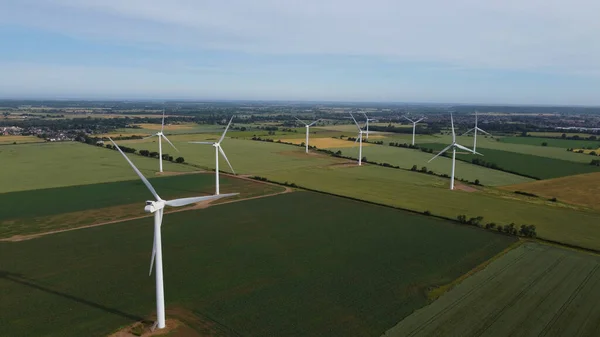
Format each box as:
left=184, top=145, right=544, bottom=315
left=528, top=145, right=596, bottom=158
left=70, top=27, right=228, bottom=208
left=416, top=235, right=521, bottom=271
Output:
left=453, top=182, right=479, bottom=192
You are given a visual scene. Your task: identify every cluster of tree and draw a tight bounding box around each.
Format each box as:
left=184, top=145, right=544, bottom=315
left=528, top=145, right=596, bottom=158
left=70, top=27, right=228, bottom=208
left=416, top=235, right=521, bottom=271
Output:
left=251, top=136, right=275, bottom=142
left=369, top=124, right=440, bottom=135
left=557, top=133, right=598, bottom=141
left=514, top=190, right=538, bottom=197
left=456, top=215, right=537, bottom=237
left=104, top=144, right=136, bottom=153
left=590, top=159, right=600, bottom=166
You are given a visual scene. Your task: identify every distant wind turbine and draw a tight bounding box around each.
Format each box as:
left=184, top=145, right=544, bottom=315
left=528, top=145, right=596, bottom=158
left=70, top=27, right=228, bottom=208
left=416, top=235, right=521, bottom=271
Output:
left=428, top=114, right=482, bottom=190
left=109, top=138, right=237, bottom=330
left=294, top=117, right=320, bottom=153
left=362, top=113, right=377, bottom=140
left=350, top=113, right=369, bottom=166
left=462, top=111, right=491, bottom=152
left=144, top=110, right=179, bottom=173
left=403, top=116, right=426, bottom=146
left=189, top=116, right=235, bottom=195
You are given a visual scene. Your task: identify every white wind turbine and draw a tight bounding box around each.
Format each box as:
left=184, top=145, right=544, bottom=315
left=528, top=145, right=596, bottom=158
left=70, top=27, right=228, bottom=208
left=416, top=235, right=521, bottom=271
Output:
left=403, top=115, right=426, bottom=146
left=362, top=113, right=377, bottom=140
left=428, top=114, right=482, bottom=190
left=189, top=116, right=235, bottom=195
left=109, top=138, right=237, bottom=330
left=144, top=110, right=179, bottom=173
left=350, top=113, right=369, bottom=166
left=294, top=117, right=321, bottom=153
left=462, top=111, right=491, bottom=152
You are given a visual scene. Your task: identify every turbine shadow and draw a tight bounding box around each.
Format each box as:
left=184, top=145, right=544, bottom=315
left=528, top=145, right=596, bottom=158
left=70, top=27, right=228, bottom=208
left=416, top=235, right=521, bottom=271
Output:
left=0, top=270, right=144, bottom=322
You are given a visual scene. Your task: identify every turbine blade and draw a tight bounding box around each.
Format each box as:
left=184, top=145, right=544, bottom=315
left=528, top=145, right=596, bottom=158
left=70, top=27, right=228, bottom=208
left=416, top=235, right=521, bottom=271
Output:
left=189, top=141, right=214, bottom=145
left=109, top=138, right=160, bottom=200
left=415, top=117, right=425, bottom=123
left=455, top=143, right=483, bottom=156
left=462, top=127, right=475, bottom=136
left=308, top=119, right=321, bottom=126
left=477, top=127, right=491, bottom=136
left=349, top=113, right=361, bottom=130
left=165, top=193, right=238, bottom=207
left=218, top=146, right=235, bottom=174
left=428, top=144, right=453, bottom=162
left=451, top=113, right=456, bottom=143
left=403, top=116, right=415, bottom=123
left=218, top=116, right=234, bottom=144
left=294, top=116, right=308, bottom=126
left=161, top=109, right=165, bottom=133
left=162, top=134, right=179, bottom=152
left=143, top=134, right=157, bottom=140
left=354, top=133, right=361, bottom=143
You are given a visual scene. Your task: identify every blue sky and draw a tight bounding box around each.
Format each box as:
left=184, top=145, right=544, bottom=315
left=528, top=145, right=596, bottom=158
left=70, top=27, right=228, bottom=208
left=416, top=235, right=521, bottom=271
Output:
left=0, top=0, right=599, bottom=105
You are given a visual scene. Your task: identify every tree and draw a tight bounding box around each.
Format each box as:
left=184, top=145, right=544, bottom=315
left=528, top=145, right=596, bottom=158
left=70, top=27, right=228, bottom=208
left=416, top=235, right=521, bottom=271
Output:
left=457, top=215, right=467, bottom=224
left=335, top=150, right=342, bottom=156
left=474, top=179, right=480, bottom=185
left=411, top=165, right=418, bottom=171
left=149, top=151, right=159, bottom=158
left=420, top=166, right=427, bottom=173
left=561, top=133, right=566, bottom=139
left=468, top=216, right=484, bottom=226
left=590, top=151, right=597, bottom=156
left=541, top=142, right=548, bottom=146
left=175, top=157, right=185, bottom=163
left=240, top=126, right=247, bottom=131
left=362, top=157, right=367, bottom=163
left=140, top=150, right=150, bottom=157
left=485, top=222, right=497, bottom=229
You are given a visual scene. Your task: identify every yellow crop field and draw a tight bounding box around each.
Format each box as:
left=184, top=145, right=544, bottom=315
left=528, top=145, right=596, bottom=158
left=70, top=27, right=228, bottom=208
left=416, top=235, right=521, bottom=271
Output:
left=0, top=135, right=44, bottom=144
left=133, top=123, right=196, bottom=131
left=282, top=137, right=372, bottom=149
left=502, top=172, right=600, bottom=210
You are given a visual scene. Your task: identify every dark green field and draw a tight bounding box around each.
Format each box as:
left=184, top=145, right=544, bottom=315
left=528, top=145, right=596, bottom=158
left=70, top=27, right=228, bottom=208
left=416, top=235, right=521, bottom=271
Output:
left=421, top=143, right=600, bottom=179
left=0, top=174, right=284, bottom=238
left=500, top=136, right=600, bottom=149
left=0, top=192, right=515, bottom=337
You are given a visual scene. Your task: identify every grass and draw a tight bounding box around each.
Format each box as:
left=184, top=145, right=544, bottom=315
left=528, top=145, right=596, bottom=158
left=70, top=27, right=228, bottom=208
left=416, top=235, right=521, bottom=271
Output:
left=0, top=135, right=44, bottom=145
left=503, top=172, right=600, bottom=211
left=500, top=136, right=600, bottom=149
left=0, top=191, right=515, bottom=337
left=420, top=143, right=600, bottom=179
left=0, top=142, right=196, bottom=193
left=384, top=242, right=600, bottom=337
left=328, top=143, right=532, bottom=186
left=0, top=174, right=284, bottom=238
left=529, top=131, right=598, bottom=138
left=116, top=136, right=346, bottom=175
left=263, top=165, right=600, bottom=251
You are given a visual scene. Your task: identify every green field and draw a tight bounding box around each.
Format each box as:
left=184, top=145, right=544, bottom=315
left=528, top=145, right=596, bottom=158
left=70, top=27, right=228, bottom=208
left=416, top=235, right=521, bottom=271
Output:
left=0, top=142, right=196, bottom=193
left=264, top=165, right=600, bottom=251
left=384, top=242, right=600, bottom=337
left=0, top=174, right=284, bottom=238
left=0, top=192, right=515, bottom=337
left=328, top=144, right=533, bottom=186
left=117, top=136, right=346, bottom=175
left=420, top=143, right=600, bottom=179
left=500, top=136, right=600, bottom=149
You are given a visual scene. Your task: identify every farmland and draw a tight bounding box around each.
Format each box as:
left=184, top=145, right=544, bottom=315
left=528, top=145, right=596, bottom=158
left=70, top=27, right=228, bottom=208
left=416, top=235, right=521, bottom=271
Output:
left=0, top=192, right=515, bottom=337
left=384, top=242, right=600, bottom=337
left=0, top=142, right=196, bottom=193
left=264, top=165, right=600, bottom=251
left=0, top=173, right=284, bottom=238
left=0, top=135, right=44, bottom=145
left=500, top=136, right=600, bottom=149
left=504, top=172, right=600, bottom=211
left=328, top=143, right=532, bottom=186
left=419, top=143, right=600, bottom=179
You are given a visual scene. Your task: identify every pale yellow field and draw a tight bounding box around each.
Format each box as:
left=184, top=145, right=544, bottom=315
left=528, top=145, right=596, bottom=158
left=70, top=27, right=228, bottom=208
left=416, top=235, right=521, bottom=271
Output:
left=98, top=132, right=151, bottom=138
left=573, top=148, right=599, bottom=155
left=282, top=137, right=372, bottom=149
left=0, top=135, right=44, bottom=144
left=502, top=172, right=600, bottom=210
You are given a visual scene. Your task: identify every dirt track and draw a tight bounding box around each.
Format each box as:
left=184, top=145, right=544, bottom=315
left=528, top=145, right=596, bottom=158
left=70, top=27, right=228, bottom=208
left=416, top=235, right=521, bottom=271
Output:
left=1, top=177, right=292, bottom=243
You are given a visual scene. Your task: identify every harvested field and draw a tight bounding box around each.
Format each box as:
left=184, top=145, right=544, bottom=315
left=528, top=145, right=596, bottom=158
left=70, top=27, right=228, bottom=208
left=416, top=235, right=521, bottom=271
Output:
left=383, top=242, right=600, bottom=337
left=281, top=137, right=372, bottom=149
left=0, top=135, right=44, bottom=144
left=133, top=123, right=197, bottom=131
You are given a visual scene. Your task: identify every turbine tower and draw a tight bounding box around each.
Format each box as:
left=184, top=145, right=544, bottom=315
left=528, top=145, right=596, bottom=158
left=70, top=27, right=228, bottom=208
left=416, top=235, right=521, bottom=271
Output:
left=109, top=138, right=237, bottom=330
left=362, top=113, right=377, bottom=140
left=189, top=116, right=235, bottom=195
left=350, top=113, right=369, bottom=166
left=403, top=116, right=426, bottom=146
left=462, top=111, right=491, bottom=152
left=144, top=109, right=179, bottom=172
left=294, top=117, right=320, bottom=153
left=428, top=114, right=482, bottom=190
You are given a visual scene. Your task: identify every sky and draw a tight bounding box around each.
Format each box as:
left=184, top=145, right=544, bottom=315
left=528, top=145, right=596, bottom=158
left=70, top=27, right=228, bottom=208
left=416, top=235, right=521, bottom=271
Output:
left=0, top=0, right=599, bottom=105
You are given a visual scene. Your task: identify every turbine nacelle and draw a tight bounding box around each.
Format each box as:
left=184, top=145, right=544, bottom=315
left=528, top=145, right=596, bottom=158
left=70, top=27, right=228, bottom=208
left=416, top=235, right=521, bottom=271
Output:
left=145, top=200, right=165, bottom=213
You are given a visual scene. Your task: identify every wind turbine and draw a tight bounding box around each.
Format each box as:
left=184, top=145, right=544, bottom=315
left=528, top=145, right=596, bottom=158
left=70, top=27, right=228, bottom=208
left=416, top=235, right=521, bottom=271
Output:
left=294, top=117, right=320, bottom=153
left=108, top=138, right=237, bottom=330
left=350, top=113, right=369, bottom=166
left=403, top=116, right=426, bottom=146
left=362, top=113, right=377, bottom=140
left=428, top=114, right=482, bottom=190
left=462, top=111, right=491, bottom=152
left=144, top=110, right=179, bottom=173
left=189, top=116, right=235, bottom=195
